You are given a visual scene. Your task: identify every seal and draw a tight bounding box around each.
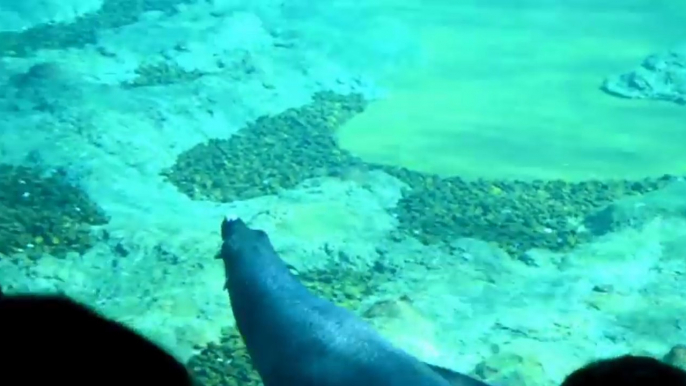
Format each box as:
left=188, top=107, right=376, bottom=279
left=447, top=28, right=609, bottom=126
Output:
left=217, top=215, right=490, bottom=386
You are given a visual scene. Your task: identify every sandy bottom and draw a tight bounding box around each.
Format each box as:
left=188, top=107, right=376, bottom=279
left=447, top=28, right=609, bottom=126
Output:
left=336, top=0, right=686, bottom=181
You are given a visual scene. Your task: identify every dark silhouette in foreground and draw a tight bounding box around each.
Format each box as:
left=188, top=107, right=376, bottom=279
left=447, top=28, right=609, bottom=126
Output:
left=0, top=290, right=191, bottom=386
left=562, top=355, right=686, bottom=386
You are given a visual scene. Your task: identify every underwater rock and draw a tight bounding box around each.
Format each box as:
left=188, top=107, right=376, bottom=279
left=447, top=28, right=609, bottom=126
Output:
left=362, top=295, right=414, bottom=320
left=393, top=176, right=671, bottom=257
left=602, top=47, right=686, bottom=105
left=664, top=344, right=686, bottom=371
left=0, top=163, right=109, bottom=259
left=187, top=330, right=261, bottom=386
left=7, top=61, right=84, bottom=113
left=584, top=178, right=685, bottom=236
left=163, top=91, right=367, bottom=202
left=0, top=0, right=193, bottom=57
left=472, top=352, right=549, bottom=386
left=0, top=0, right=103, bottom=32
left=122, top=62, right=205, bottom=88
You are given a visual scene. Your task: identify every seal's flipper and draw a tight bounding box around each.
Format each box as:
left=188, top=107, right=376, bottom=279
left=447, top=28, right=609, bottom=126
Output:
left=424, top=363, right=490, bottom=386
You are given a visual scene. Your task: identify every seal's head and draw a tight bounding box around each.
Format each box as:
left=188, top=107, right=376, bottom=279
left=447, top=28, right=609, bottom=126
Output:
left=220, top=214, right=254, bottom=246
left=218, top=214, right=270, bottom=256
left=216, top=215, right=280, bottom=288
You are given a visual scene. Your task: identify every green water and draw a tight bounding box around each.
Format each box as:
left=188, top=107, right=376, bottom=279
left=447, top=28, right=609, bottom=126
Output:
left=337, top=0, right=686, bottom=181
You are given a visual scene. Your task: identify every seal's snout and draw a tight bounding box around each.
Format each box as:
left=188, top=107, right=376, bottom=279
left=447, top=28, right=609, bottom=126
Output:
left=221, top=214, right=248, bottom=241
left=219, top=214, right=273, bottom=265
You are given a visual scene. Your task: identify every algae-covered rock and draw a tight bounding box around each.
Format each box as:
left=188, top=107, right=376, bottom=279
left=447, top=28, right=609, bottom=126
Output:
left=0, top=0, right=193, bottom=57
left=186, top=330, right=261, bottom=386
left=393, top=175, right=673, bottom=256
left=163, top=91, right=367, bottom=202
left=165, top=90, right=677, bottom=257
left=0, top=0, right=103, bottom=33
left=584, top=178, right=685, bottom=236
left=0, top=164, right=108, bottom=259
left=123, top=62, right=205, bottom=88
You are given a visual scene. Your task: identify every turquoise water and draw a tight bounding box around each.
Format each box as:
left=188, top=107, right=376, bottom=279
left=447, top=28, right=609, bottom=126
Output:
left=0, top=0, right=685, bottom=385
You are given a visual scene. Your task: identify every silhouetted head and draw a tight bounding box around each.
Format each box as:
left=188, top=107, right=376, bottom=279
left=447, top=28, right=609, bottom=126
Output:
left=561, top=355, right=686, bottom=386
left=220, top=215, right=256, bottom=243
left=0, top=293, right=191, bottom=385
left=218, top=215, right=270, bottom=258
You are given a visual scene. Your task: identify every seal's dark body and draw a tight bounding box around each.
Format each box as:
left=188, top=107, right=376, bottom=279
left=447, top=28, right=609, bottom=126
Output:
left=218, top=218, right=489, bottom=386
